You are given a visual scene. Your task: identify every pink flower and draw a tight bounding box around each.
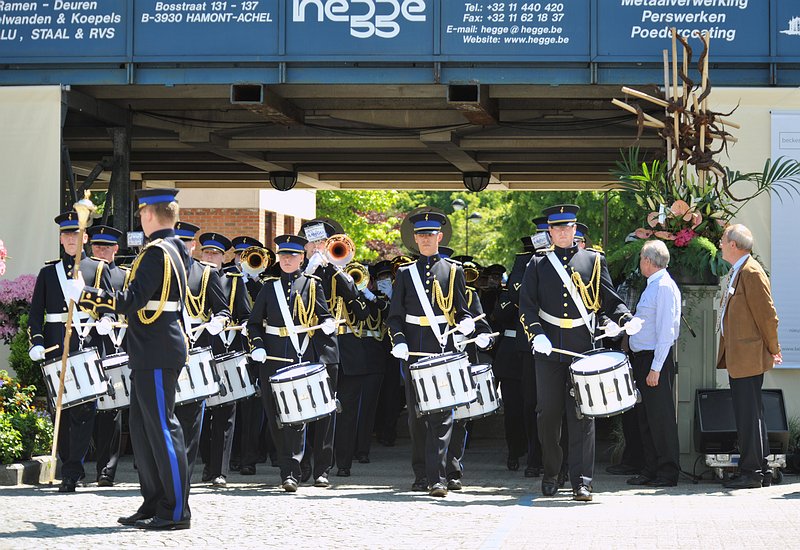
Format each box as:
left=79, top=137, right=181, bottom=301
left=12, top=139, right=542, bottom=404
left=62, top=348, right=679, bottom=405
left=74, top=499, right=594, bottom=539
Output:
left=0, top=239, right=6, bottom=261
left=654, top=231, right=677, bottom=241
left=674, top=228, right=697, bottom=247
left=0, top=260, right=4, bottom=277
left=635, top=228, right=653, bottom=239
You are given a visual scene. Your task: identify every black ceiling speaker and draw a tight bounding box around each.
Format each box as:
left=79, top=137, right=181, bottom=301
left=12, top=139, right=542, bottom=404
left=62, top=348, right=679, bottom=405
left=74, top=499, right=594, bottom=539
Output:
left=462, top=172, right=490, bottom=192
left=269, top=171, right=298, bottom=192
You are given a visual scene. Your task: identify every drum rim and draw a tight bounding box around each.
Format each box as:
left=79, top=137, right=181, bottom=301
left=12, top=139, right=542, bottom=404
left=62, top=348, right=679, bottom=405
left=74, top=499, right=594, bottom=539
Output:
left=189, top=346, right=213, bottom=356
left=278, top=407, right=336, bottom=426
left=102, top=353, right=130, bottom=367
left=206, top=385, right=257, bottom=407
left=42, top=346, right=100, bottom=366
left=214, top=350, right=247, bottom=363
left=570, top=348, right=628, bottom=375
left=469, top=363, right=493, bottom=375
left=410, top=351, right=468, bottom=370
left=269, top=362, right=326, bottom=382
left=577, top=400, right=637, bottom=419
left=417, top=396, right=478, bottom=415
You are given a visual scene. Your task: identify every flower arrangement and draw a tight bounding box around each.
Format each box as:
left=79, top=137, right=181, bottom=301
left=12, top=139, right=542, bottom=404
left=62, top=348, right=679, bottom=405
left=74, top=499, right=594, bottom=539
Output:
left=0, top=370, right=53, bottom=464
left=0, top=239, right=6, bottom=277
left=0, top=274, right=36, bottom=345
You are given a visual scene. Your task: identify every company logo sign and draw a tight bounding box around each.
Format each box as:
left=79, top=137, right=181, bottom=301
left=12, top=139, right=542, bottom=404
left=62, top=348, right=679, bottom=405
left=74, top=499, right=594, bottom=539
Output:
left=292, top=0, right=427, bottom=39
left=780, top=16, right=800, bottom=36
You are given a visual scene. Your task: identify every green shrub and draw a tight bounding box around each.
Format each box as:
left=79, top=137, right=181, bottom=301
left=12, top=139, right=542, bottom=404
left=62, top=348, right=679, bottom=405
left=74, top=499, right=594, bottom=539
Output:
left=9, top=314, right=45, bottom=396
left=10, top=410, right=53, bottom=459
left=0, top=412, right=23, bottom=465
left=0, top=370, right=53, bottom=463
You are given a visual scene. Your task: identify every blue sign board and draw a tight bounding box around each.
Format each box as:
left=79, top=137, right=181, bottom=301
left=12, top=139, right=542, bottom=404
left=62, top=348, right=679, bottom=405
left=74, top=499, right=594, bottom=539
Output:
left=134, top=0, right=279, bottom=58
left=596, top=0, right=770, bottom=59
left=0, top=0, right=127, bottom=60
left=776, top=2, right=800, bottom=60
left=441, top=0, right=590, bottom=59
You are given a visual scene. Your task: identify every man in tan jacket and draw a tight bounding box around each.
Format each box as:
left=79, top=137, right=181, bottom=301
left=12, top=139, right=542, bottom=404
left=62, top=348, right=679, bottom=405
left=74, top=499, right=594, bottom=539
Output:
left=716, top=224, right=782, bottom=489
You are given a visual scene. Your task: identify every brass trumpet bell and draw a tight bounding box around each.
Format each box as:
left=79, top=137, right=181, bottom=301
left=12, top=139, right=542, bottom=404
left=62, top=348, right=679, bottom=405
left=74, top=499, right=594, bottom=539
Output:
left=346, top=262, right=370, bottom=292
left=240, top=246, right=275, bottom=277
left=325, top=234, right=355, bottom=267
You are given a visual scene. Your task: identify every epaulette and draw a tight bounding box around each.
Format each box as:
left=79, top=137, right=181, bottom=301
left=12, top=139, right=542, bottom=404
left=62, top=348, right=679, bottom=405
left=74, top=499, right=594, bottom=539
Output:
left=45, top=259, right=60, bottom=265
left=306, top=274, right=321, bottom=281
left=262, top=276, right=279, bottom=282
left=118, top=265, right=131, bottom=272
left=443, top=257, right=461, bottom=266
left=145, top=238, right=164, bottom=249
left=223, top=265, right=240, bottom=274
left=591, top=245, right=605, bottom=256
left=226, top=271, right=243, bottom=278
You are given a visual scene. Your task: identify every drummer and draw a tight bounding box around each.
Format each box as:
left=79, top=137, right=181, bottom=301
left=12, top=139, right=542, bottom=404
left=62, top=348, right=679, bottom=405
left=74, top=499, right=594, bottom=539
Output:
left=386, top=211, right=474, bottom=497
left=518, top=204, right=641, bottom=502
left=247, top=234, right=338, bottom=492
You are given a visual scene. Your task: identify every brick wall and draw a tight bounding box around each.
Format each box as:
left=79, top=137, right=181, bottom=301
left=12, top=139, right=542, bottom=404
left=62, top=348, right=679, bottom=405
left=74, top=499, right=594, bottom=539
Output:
left=181, top=207, right=265, bottom=259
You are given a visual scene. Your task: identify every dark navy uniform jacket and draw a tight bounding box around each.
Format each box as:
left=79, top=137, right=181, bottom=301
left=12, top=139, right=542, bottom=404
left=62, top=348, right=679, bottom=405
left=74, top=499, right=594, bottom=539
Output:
left=247, top=269, right=335, bottom=372
left=81, top=228, right=191, bottom=371
left=99, top=261, right=130, bottom=355
left=212, top=271, right=250, bottom=356
left=386, top=254, right=471, bottom=355
left=519, top=245, right=631, bottom=364
left=457, top=286, right=494, bottom=364
left=186, top=259, right=230, bottom=351
left=338, top=289, right=378, bottom=376
left=28, top=253, right=113, bottom=361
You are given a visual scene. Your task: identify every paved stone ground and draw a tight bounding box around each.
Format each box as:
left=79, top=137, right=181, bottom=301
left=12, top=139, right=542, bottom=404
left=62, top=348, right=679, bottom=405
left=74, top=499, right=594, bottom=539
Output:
left=1, top=438, right=798, bottom=549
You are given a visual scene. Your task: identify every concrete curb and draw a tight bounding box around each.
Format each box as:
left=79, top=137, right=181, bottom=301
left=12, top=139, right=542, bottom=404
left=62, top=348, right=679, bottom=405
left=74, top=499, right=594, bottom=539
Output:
left=0, top=455, right=57, bottom=486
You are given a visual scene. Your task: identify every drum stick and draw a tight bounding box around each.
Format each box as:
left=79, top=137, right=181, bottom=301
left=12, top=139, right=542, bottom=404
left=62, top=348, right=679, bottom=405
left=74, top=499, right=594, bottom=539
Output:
left=442, top=313, right=487, bottom=338
left=43, top=344, right=60, bottom=355
left=408, top=351, right=436, bottom=357
left=293, top=318, right=345, bottom=335
left=250, top=354, right=294, bottom=363
left=551, top=347, right=589, bottom=360
left=224, top=324, right=246, bottom=332
left=72, top=321, right=127, bottom=329
left=458, top=332, right=500, bottom=346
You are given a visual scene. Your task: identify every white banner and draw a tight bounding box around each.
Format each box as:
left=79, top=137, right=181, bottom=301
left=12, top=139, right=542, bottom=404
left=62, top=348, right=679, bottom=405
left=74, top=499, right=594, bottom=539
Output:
left=771, top=111, right=800, bottom=368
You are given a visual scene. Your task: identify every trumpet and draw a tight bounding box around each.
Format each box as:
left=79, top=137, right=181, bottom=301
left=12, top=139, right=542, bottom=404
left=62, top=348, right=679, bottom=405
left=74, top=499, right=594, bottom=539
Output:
left=346, top=262, right=370, bottom=292
left=240, top=246, right=275, bottom=277
left=325, top=234, right=355, bottom=267
left=462, top=260, right=481, bottom=284
left=390, top=254, right=414, bottom=278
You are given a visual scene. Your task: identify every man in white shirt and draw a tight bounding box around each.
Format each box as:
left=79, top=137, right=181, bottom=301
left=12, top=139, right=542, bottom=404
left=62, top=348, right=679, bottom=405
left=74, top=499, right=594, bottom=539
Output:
left=626, top=240, right=682, bottom=488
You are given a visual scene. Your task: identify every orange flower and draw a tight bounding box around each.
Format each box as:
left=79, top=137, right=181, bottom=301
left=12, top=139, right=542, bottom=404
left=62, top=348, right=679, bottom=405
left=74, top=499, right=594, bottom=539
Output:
left=670, top=200, right=691, bottom=218
left=635, top=228, right=653, bottom=239
left=654, top=231, right=677, bottom=240
left=646, top=212, right=661, bottom=228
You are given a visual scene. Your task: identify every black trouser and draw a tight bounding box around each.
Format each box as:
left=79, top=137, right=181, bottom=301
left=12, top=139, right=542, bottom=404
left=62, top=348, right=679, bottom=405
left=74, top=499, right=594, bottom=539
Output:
left=258, top=365, right=305, bottom=482
left=335, top=373, right=363, bottom=470
left=729, top=373, right=769, bottom=477
left=94, top=409, right=122, bottom=480
left=302, top=364, right=338, bottom=478
left=238, top=395, right=269, bottom=469
left=176, top=400, right=205, bottom=481
left=446, top=420, right=468, bottom=480
left=520, top=353, right=542, bottom=469
left=619, top=406, right=645, bottom=469
left=498, top=375, right=526, bottom=460
left=374, top=360, right=403, bottom=444
left=631, top=350, right=680, bottom=483
left=200, top=403, right=236, bottom=478
left=57, top=402, right=96, bottom=482
left=355, top=372, right=384, bottom=459
left=403, top=362, right=453, bottom=486
left=129, top=369, right=189, bottom=522
left=535, top=358, right=594, bottom=489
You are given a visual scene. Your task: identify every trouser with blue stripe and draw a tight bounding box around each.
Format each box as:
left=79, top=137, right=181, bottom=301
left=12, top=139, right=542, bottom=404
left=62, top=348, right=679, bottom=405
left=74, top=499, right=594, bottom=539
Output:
left=130, top=368, right=189, bottom=522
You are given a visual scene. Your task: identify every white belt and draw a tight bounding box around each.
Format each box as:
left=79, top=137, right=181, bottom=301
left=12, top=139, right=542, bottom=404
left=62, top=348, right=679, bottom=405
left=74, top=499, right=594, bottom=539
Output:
left=263, top=325, right=289, bottom=337
left=45, top=313, right=69, bottom=323
left=144, top=300, right=180, bottom=312
left=405, top=314, right=447, bottom=327
left=364, top=330, right=381, bottom=338
left=504, top=329, right=517, bottom=338
left=538, top=309, right=587, bottom=329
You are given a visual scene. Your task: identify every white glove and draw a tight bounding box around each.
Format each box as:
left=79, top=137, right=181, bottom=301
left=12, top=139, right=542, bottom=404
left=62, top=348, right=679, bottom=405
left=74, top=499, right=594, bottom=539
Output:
left=304, top=251, right=326, bottom=276
left=251, top=348, right=267, bottom=363
left=206, top=315, right=226, bottom=336
left=602, top=321, right=623, bottom=338
left=532, top=334, right=553, bottom=356
left=390, top=343, right=409, bottom=361
left=320, top=318, right=337, bottom=335
left=457, top=317, right=476, bottom=336
left=376, top=279, right=393, bottom=299
left=362, top=288, right=377, bottom=302
left=624, top=317, right=645, bottom=336
left=28, top=345, right=46, bottom=361
left=96, top=316, right=114, bottom=336
left=63, top=276, right=84, bottom=304
left=474, top=333, right=492, bottom=350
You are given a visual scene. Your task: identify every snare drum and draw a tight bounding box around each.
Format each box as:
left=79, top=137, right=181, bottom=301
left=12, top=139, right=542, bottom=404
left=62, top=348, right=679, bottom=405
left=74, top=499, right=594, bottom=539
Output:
left=175, top=347, right=220, bottom=406
left=206, top=351, right=257, bottom=408
left=409, top=352, right=476, bottom=416
left=569, top=348, right=639, bottom=418
left=97, top=352, right=132, bottom=411
left=269, top=362, right=336, bottom=426
left=41, top=347, right=107, bottom=410
left=453, top=364, right=502, bottom=421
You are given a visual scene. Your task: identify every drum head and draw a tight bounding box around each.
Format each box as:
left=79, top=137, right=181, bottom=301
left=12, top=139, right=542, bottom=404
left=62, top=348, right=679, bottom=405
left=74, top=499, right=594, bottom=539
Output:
left=470, top=363, right=493, bottom=376
left=411, top=352, right=467, bottom=370
left=215, top=351, right=245, bottom=364
left=69, top=347, right=100, bottom=359
left=270, top=362, right=325, bottom=382
left=570, top=349, right=627, bottom=374
left=190, top=346, right=213, bottom=357
left=103, top=353, right=129, bottom=368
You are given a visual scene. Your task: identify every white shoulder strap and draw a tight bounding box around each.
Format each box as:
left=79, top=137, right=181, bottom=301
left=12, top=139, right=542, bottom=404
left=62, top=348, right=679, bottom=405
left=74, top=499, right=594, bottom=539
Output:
left=56, top=260, right=92, bottom=338
left=546, top=252, right=595, bottom=334
left=272, top=279, right=309, bottom=358
left=408, top=265, right=445, bottom=346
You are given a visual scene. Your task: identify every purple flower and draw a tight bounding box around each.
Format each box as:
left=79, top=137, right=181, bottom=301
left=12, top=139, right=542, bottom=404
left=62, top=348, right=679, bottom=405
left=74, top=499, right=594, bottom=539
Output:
left=674, top=228, right=697, bottom=247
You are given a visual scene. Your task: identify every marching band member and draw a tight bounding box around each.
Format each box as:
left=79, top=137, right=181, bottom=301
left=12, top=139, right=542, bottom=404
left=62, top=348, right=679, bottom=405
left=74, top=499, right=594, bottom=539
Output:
left=247, top=234, right=338, bottom=492
left=386, top=211, right=472, bottom=497
left=196, top=233, right=250, bottom=488
left=27, top=212, right=112, bottom=493
left=519, top=204, right=639, bottom=502
left=79, top=189, right=192, bottom=529
left=86, top=224, right=129, bottom=488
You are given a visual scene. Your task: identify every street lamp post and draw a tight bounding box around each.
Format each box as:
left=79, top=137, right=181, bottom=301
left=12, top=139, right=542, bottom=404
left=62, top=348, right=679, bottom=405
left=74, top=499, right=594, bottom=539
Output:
left=451, top=199, right=482, bottom=256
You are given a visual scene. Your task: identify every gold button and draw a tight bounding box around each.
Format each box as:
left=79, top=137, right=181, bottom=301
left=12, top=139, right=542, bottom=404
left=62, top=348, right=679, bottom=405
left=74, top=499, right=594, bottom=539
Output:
left=564, top=303, right=568, bottom=307
left=563, top=313, right=568, bottom=318
left=563, top=293, right=568, bottom=298
left=562, top=257, right=567, bottom=261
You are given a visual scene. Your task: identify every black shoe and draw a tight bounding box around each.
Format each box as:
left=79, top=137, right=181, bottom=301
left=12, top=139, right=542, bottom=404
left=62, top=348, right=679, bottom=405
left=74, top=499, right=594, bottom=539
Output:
left=541, top=479, right=558, bottom=497
left=507, top=457, right=519, bottom=471
left=282, top=478, right=298, bottom=492
left=300, top=463, right=312, bottom=483
left=211, top=476, right=227, bottom=488
left=606, top=463, right=641, bottom=476
left=336, top=468, right=351, bottom=477
left=572, top=485, right=593, bottom=502
left=314, top=474, right=330, bottom=488
left=524, top=467, right=541, bottom=478
left=646, top=478, right=677, bottom=488
left=201, top=466, right=213, bottom=483
left=58, top=479, right=77, bottom=493
left=97, top=474, right=114, bottom=487
left=626, top=475, right=654, bottom=486
left=134, top=517, right=191, bottom=530
left=356, top=454, right=370, bottom=464
left=428, top=482, right=448, bottom=497
left=118, top=512, right=152, bottom=526
left=762, top=471, right=773, bottom=487
left=447, top=478, right=463, bottom=491
left=411, top=479, right=428, bottom=492
left=724, top=476, right=762, bottom=489
left=240, top=465, right=256, bottom=476
left=229, top=462, right=241, bottom=472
